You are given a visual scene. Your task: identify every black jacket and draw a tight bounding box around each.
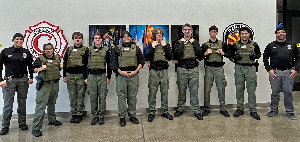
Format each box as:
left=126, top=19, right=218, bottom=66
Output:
left=263, top=40, right=300, bottom=72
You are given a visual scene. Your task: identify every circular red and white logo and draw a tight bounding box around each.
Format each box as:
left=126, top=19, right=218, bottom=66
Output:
left=23, top=21, right=68, bottom=59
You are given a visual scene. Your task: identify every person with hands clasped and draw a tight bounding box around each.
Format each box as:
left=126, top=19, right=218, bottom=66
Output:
left=110, top=31, right=144, bottom=127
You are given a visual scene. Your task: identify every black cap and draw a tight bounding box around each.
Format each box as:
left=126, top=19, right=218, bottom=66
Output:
left=275, top=27, right=287, bottom=34
left=12, top=33, right=24, bottom=41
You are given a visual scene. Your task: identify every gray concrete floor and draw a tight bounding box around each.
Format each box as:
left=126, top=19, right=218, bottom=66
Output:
left=1, top=92, right=300, bottom=142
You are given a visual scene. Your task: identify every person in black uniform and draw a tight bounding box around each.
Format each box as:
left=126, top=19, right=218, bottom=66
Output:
left=263, top=27, right=300, bottom=120
left=0, top=33, right=33, bottom=135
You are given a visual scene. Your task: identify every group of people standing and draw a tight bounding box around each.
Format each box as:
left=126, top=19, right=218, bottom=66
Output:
left=0, top=23, right=299, bottom=137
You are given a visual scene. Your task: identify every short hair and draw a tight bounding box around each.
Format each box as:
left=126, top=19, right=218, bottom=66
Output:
left=43, top=43, right=54, bottom=50
left=12, top=33, right=24, bottom=41
left=182, top=23, right=193, bottom=30
left=153, top=27, right=165, bottom=37
left=93, top=32, right=104, bottom=39
left=121, top=31, right=132, bottom=39
left=72, top=32, right=83, bottom=40
left=239, top=27, right=251, bottom=34
left=209, top=25, right=218, bottom=32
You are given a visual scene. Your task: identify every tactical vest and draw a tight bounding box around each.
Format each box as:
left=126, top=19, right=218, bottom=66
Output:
left=153, top=43, right=168, bottom=62
left=88, top=46, right=108, bottom=70
left=38, top=54, right=61, bottom=81
left=205, top=40, right=223, bottom=62
left=178, top=40, right=196, bottom=59
left=67, top=46, right=87, bottom=68
left=236, top=41, right=255, bottom=64
left=118, top=44, right=138, bottom=67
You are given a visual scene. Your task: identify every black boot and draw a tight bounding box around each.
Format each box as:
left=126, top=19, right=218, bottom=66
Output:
left=99, top=118, right=105, bottom=125
left=0, top=127, right=9, bottom=135
left=119, top=118, right=126, bottom=127
left=70, top=115, right=76, bottom=123
left=32, top=130, right=42, bottom=137
left=75, top=115, right=83, bottom=123
left=91, top=117, right=99, bottom=125
left=48, top=120, right=62, bottom=126
left=19, top=124, right=28, bottom=131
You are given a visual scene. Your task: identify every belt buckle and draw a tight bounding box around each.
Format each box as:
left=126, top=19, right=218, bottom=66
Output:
left=7, top=76, right=12, bottom=82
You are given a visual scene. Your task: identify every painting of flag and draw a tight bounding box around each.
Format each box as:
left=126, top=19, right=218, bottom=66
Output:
left=129, top=25, right=169, bottom=57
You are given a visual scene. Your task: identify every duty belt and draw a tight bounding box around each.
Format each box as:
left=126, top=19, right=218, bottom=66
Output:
left=150, top=63, right=168, bottom=71
left=180, top=64, right=197, bottom=69
left=274, top=67, right=292, bottom=71
left=89, top=69, right=106, bottom=75
left=5, top=74, right=25, bottom=79
left=150, top=66, right=167, bottom=71
left=44, top=79, right=59, bottom=83
left=236, top=63, right=254, bottom=66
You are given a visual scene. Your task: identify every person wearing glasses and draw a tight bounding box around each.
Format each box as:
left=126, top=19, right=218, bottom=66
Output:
left=173, top=23, right=203, bottom=120
left=31, top=43, right=63, bottom=137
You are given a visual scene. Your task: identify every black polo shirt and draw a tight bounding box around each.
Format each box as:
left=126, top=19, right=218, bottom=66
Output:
left=263, top=40, right=300, bottom=72
left=0, top=46, right=33, bottom=80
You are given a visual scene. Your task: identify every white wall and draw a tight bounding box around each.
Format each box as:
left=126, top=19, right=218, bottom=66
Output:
left=0, top=0, right=276, bottom=114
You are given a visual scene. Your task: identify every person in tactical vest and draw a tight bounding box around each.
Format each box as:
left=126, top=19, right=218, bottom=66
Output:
left=83, top=32, right=112, bottom=125
left=63, top=32, right=87, bottom=123
left=173, top=23, right=204, bottom=120
left=200, top=25, right=230, bottom=117
left=110, top=31, right=144, bottom=127
left=229, top=27, right=261, bottom=120
left=263, top=27, right=300, bottom=120
left=0, top=33, right=34, bottom=135
left=31, top=43, right=63, bottom=137
left=145, top=27, right=173, bottom=122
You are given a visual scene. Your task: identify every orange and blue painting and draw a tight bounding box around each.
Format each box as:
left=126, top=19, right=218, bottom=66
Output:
left=129, top=25, right=169, bottom=57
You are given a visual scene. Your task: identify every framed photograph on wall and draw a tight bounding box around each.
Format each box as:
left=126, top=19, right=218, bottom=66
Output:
left=89, top=25, right=126, bottom=50
left=129, top=25, right=169, bottom=57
